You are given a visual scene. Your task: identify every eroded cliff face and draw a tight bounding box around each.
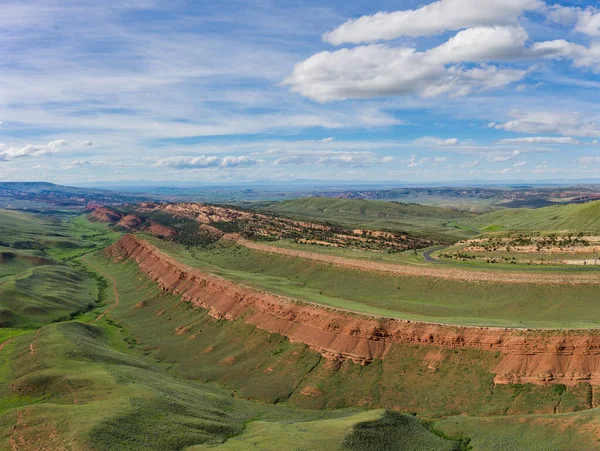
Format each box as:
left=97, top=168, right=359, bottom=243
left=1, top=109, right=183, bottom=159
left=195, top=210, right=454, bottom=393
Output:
left=109, top=235, right=600, bottom=386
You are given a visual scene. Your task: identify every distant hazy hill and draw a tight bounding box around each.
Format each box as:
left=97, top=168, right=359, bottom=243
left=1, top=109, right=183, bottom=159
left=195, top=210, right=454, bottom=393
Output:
left=468, top=200, right=600, bottom=232
left=265, top=197, right=474, bottom=242
left=0, top=181, right=146, bottom=210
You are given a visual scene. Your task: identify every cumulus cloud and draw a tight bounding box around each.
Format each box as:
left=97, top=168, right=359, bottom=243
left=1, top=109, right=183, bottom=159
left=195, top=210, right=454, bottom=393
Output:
left=0, top=139, right=89, bottom=161
left=153, top=155, right=259, bottom=169
left=406, top=156, right=449, bottom=168
left=286, top=1, right=600, bottom=102
left=494, top=112, right=600, bottom=137
left=220, top=155, right=259, bottom=168
left=284, top=28, right=528, bottom=102
left=547, top=5, right=600, bottom=37
left=531, top=39, right=600, bottom=71
left=497, top=136, right=580, bottom=144
left=487, top=150, right=523, bottom=162
left=414, top=137, right=460, bottom=146
left=322, top=0, right=541, bottom=45
left=273, top=150, right=393, bottom=167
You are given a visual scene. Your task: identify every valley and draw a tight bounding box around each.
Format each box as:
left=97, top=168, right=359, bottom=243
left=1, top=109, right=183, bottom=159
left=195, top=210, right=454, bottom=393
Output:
left=4, top=192, right=600, bottom=449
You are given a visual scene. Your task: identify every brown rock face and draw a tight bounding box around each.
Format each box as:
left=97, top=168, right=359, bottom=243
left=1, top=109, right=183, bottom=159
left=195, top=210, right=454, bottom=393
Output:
left=89, top=206, right=122, bottom=223
left=117, top=214, right=142, bottom=230
left=110, top=235, right=600, bottom=386
left=144, top=221, right=176, bottom=238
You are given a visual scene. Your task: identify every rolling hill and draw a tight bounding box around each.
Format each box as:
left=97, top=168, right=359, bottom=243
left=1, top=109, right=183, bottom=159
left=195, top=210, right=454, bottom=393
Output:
left=264, top=197, right=475, bottom=243
left=467, top=200, right=600, bottom=232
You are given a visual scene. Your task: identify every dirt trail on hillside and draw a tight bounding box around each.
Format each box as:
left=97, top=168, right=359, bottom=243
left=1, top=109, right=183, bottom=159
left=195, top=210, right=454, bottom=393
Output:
left=0, top=338, right=13, bottom=353
left=110, top=235, right=600, bottom=386
left=227, top=235, right=600, bottom=285
left=82, top=255, right=120, bottom=322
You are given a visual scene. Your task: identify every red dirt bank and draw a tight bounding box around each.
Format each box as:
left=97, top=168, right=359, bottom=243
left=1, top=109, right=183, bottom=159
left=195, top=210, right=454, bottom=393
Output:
left=110, top=234, right=600, bottom=386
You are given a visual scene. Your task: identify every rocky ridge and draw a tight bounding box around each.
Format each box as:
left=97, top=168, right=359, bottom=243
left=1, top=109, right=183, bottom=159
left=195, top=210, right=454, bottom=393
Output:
left=110, top=234, right=600, bottom=386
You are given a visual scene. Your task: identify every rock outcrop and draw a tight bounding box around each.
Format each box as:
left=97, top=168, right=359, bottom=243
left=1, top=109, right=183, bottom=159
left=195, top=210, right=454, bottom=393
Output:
left=110, top=235, right=600, bottom=386
left=89, top=206, right=122, bottom=223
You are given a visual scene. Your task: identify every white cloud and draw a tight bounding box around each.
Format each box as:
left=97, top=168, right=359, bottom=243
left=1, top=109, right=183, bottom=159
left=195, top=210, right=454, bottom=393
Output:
left=273, top=150, right=393, bottom=167
left=531, top=39, right=600, bottom=72
left=406, top=156, right=449, bottom=167
left=425, top=26, right=529, bottom=64
left=284, top=28, right=528, bottom=102
left=494, top=111, right=600, bottom=137
left=516, top=82, right=543, bottom=91
left=288, top=5, right=600, bottom=103
left=154, top=156, right=221, bottom=169
left=487, top=150, right=523, bottom=162
left=414, top=137, right=460, bottom=146
left=546, top=5, right=600, bottom=37
left=322, top=0, right=541, bottom=45
left=0, top=139, right=88, bottom=161
left=153, top=155, right=259, bottom=169
left=497, top=136, right=580, bottom=144
left=220, top=155, right=260, bottom=168
left=575, top=9, right=600, bottom=36
left=62, top=159, right=104, bottom=170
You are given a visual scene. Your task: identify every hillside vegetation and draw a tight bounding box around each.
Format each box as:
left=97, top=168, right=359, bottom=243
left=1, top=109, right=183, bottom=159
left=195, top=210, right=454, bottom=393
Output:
left=0, top=210, right=120, bottom=328
left=3, top=209, right=600, bottom=449
left=78, top=250, right=600, bottom=449
left=467, top=200, right=600, bottom=232
left=143, top=235, right=600, bottom=328
left=265, top=197, right=475, bottom=243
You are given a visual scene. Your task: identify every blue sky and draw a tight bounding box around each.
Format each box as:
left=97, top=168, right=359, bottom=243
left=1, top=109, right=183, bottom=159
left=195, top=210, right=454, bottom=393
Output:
left=2, top=0, right=600, bottom=184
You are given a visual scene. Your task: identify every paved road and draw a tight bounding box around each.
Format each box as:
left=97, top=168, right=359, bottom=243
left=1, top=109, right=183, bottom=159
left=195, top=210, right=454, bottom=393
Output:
left=422, top=246, right=447, bottom=263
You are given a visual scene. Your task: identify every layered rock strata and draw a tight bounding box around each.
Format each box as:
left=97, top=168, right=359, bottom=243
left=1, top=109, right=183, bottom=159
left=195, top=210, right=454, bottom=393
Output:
left=110, top=235, right=600, bottom=386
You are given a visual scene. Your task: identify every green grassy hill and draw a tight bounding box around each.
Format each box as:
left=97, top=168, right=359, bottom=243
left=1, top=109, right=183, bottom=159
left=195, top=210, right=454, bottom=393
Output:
left=143, top=236, right=600, bottom=328
left=264, top=198, right=475, bottom=243
left=2, top=207, right=600, bottom=449
left=0, top=210, right=119, bottom=328
left=73, top=249, right=600, bottom=450
left=467, top=200, right=600, bottom=232
left=0, top=318, right=464, bottom=450
left=0, top=265, right=97, bottom=328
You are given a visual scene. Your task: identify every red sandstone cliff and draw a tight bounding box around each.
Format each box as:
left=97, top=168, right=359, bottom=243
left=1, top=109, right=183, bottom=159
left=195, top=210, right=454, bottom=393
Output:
left=109, top=234, right=600, bottom=386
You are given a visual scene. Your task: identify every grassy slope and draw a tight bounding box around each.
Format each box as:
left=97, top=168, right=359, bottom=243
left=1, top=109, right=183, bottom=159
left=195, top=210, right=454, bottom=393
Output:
left=467, top=200, right=600, bottom=232
left=0, top=299, right=460, bottom=450
left=196, top=411, right=464, bottom=451
left=264, top=198, right=475, bottom=243
left=84, top=251, right=592, bottom=418
left=0, top=265, right=97, bottom=328
left=77, top=250, right=600, bottom=450
left=3, top=210, right=600, bottom=449
left=0, top=321, right=357, bottom=450
left=0, top=211, right=119, bottom=328
left=143, top=236, right=600, bottom=328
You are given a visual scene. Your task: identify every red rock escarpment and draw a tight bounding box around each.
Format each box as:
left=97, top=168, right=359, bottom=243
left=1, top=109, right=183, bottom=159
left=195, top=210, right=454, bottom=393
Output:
left=110, top=235, right=600, bottom=386
left=89, top=206, right=122, bottom=223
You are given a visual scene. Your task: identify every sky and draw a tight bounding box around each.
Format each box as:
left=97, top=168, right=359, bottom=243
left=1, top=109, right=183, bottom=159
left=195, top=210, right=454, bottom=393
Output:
left=3, top=0, right=600, bottom=185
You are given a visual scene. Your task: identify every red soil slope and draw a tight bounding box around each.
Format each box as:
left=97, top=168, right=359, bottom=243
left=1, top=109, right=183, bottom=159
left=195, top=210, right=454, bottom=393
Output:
left=144, top=221, right=176, bottom=238
left=88, top=206, right=122, bottom=223
left=110, top=235, right=600, bottom=386
left=116, top=214, right=142, bottom=230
